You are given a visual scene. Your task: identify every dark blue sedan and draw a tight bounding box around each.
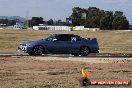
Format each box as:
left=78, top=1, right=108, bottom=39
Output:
left=18, top=34, right=99, bottom=56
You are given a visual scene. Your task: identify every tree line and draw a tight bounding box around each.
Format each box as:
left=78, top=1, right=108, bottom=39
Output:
left=0, top=19, right=16, bottom=26
left=67, top=7, right=129, bottom=30
left=30, top=7, right=130, bottom=30
left=28, top=17, right=67, bottom=27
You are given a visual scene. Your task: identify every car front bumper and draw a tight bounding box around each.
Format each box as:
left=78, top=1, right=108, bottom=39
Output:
left=18, top=45, right=33, bottom=53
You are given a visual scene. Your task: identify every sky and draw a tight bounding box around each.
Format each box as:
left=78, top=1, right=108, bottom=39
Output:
left=0, top=0, right=132, bottom=24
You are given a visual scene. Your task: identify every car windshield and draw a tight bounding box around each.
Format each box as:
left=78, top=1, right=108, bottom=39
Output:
left=44, top=34, right=55, bottom=41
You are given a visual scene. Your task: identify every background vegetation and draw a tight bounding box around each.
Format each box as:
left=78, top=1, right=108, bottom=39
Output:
left=67, top=7, right=129, bottom=30
left=29, top=7, right=130, bottom=30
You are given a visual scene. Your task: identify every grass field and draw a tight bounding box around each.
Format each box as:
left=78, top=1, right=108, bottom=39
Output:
left=0, top=29, right=132, bottom=53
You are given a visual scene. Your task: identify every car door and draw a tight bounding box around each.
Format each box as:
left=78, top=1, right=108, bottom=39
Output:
left=70, top=35, right=82, bottom=53
left=46, top=34, right=72, bottom=54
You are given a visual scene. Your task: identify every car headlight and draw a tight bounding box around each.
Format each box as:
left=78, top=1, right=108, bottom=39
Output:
left=26, top=44, right=31, bottom=47
left=26, top=44, right=29, bottom=46
left=26, top=44, right=32, bottom=47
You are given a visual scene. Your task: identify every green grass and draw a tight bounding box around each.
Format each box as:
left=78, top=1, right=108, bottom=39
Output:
left=0, top=29, right=132, bottom=53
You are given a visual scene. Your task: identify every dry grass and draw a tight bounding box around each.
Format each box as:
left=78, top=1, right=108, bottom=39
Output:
left=0, top=56, right=132, bottom=88
left=0, top=29, right=132, bottom=53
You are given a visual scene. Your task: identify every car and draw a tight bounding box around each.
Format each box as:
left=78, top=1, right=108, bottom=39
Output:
left=18, top=34, right=99, bottom=56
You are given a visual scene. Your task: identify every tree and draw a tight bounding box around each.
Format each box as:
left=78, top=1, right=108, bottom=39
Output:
left=55, top=19, right=66, bottom=26
left=31, top=17, right=44, bottom=26
left=68, top=7, right=129, bottom=30
left=8, top=20, right=16, bottom=26
left=114, top=11, right=123, bottom=17
left=0, top=19, right=16, bottom=26
left=69, top=7, right=103, bottom=28
left=47, top=19, right=54, bottom=25
left=112, top=16, right=129, bottom=30
left=129, top=25, right=132, bottom=30
left=85, top=7, right=102, bottom=28
left=69, top=7, right=83, bottom=26
left=112, top=11, right=129, bottom=30
left=100, top=11, right=113, bottom=30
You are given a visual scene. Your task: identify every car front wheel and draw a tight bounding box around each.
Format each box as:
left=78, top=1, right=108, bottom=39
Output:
left=32, top=46, right=44, bottom=55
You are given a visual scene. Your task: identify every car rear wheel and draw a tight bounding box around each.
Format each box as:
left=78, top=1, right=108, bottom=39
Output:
left=32, top=46, right=44, bottom=55
left=80, top=46, right=90, bottom=56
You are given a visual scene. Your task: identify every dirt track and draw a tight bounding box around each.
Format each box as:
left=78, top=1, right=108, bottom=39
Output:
left=0, top=56, right=132, bottom=88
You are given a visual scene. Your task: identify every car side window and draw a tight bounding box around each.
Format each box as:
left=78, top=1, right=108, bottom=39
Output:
left=55, top=35, right=81, bottom=41
left=65, top=35, right=72, bottom=41
left=76, top=37, right=81, bottom=41
left=56, top=35, right=65, bottom=41
left=55, top=35, right=71, bottom=41
left=45, top=35, right=55, bottom=41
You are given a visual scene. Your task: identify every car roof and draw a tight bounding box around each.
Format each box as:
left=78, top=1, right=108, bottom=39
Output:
left=54, top=34, right=75, bottom=36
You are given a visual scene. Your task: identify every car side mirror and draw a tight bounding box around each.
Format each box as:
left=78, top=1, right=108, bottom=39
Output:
left=53, top=39, right=57, bottom=42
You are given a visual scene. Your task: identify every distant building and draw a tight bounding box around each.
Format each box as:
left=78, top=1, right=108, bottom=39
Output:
left=74, top=26, right=84, bottom=30
left=33, top=25, right=100, bottom=31
left=33, top=26, right=71, bottom=31
left=14, top=22, right=25, bottom=29
left=84, top=28, right=100, bottom=31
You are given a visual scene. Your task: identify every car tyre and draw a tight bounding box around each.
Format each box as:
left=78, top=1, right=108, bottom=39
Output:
left=32, top=45, right=44, bottom=55
left=80, top=46, right=90, bottom=56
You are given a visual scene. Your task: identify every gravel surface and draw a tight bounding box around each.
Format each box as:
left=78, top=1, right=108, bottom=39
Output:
left=0, top=56, right=132, bottom=88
